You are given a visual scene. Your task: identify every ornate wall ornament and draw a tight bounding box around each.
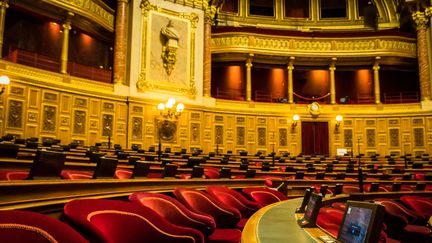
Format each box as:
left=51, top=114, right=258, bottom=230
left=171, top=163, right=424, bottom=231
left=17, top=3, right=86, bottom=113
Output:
left=236, top=117, right=245, bottom=123
left=8, top=100, right=22, bottom=128
left=74, top=98, right=87, bottom=107
left=413, top=118, right=424, bottom=125
left=279, top=128, right=287, bottom=146
left=133, top=106, right=143, bottom=113
left=43, top=93, right=57, bottom=101
left=258, top=127, right=266, bottom=146
left=389, top=128, right=399, bottom=147
left=10, top=87, right=24, bottom=96
left=73, top=110, right=86, bottom=134
left=28, top=112, right=37, bottom=122
left=215, top=115, right=224, bottom=122
left=191, top=113, right=200, bottom=119
left=103, top=102, right=114, bottom=111
left=412, top=11, right=429, bottom=30
left=137, top=7, right=197, bottom=98
left=60, top=116, right=69, bottom=126
left=102, top=114, right=113, bottom=136
left=157, top=119, right=177, bottom=141
left=279, top=119, right=287, bottom=125
left=344, top=129, right=353, bottom=147
left=42, top=105, right=56, bottom=132
left=308, top=102, right=320, bottom=117
left=388, top=119, right=399, bottom=125
left=215, top=125, right=223, bottom=144
left=414, top=128, right=425, bottom=147
left=366, top=120, right=375, bottom=126
left=257, top=118, right=266, bottom=124
left=191, top=123, right=200, bottom=143
left=140, top=0, right=157, bottom=16
left=132, top=117, right=143, bottom=139
left=237, top=126, right=245, bottom=145
left=366, top=129, right=376, bottom=147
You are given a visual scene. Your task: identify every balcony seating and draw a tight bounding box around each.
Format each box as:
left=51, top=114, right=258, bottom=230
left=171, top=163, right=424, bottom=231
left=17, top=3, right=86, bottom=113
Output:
left=241, top=187, right=288, bottom=207
left=174, top=188, right=242, bottom=230
left=0, top=210, right=88, bottom=243
left=129, top=192, right=241, bottom=243
left=64, top=198, right=204, bottom=243
left=400, top=195, right=432, bottom=219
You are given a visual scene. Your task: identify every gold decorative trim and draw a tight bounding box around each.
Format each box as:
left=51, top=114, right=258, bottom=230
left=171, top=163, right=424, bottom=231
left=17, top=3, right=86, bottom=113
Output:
left=211, top=33, right=416, bottom=58
left=41, top=0, right=114, bottom=32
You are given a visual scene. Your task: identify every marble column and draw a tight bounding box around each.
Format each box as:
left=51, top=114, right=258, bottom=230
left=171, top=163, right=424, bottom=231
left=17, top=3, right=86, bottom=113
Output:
left=60, top=12, right=74, bottom=74
left=246, top=54, right=253, bottom=102
left=203, top=2, right=217, bottom=97
left=412, top=11, right=431, bottom=101
left=0, top=0, right=8, bottom=58
left=287, top=57, right=295, bottom=104
left=329, top=58, right=337, bottom=104
left=373, top=57, right=381, bottom=104
left=113, top=0, right=129, bottom=85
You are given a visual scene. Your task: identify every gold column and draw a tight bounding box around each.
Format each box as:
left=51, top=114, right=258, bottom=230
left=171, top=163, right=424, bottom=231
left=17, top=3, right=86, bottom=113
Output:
left=287, top=57, right=295, bottom=104
left=413, top=11, right=431, bottom=101
left=246, top=54, right=253, bottom=102
left=373, top=56, right=381, bottom=104
left=60, top=12, right=74, bottom=74
left=203, top=3, right=216, bottom=97
left=329, top=57, right=337, bottom=104
left=113, top=0, right=129, bottom=85
left=0, top=0, right=9, bottom=58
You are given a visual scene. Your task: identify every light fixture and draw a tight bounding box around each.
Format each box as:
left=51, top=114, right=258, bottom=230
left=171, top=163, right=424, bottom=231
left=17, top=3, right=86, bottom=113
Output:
left=157, top=98, right=184, bottom=120
left=335, top=115, right=343, bottom=129
left=0, top=75, right=10, bottom=95
left=292, top=114, right=300, bottom=128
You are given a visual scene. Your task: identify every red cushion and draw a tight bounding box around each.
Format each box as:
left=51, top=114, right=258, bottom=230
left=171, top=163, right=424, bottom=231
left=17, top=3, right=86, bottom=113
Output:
left=204, top=168, right=220, bottom=179
left=242, top=187, right=288, bottom=207
left=0, top=170, right=29, bottom=180
left=207, top=228, right=242, bottom=243
left=0, top=210, right=88, bottom=243
left=61, top=170, right=93, bottom=179
left=64, top=199, right=204, bottom=243
left=400, top=195, right=432, bottom=218
left=404, top=224, right=432, bottom=235
left=114, top=168, right=132, bottom=179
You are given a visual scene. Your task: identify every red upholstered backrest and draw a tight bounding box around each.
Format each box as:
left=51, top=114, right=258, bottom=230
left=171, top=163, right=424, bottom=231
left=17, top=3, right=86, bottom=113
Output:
left=400, top=195, right=432, bottom=218
left=242, top=187, right=288, bottom=207
left=204, top=167, right=220, bottom=179
left=174, top=188, right=241, bottom=228
left=206, top=186, right=262, bottom=218
left=341, top=185, right=360, bottom=194
left=0, top=210, right=88, bottom=243
left=129, top=192, right=216, bottom=236
left=64, top=199, right=204, bottom=243
left=374, top=198, right=421, bottom=223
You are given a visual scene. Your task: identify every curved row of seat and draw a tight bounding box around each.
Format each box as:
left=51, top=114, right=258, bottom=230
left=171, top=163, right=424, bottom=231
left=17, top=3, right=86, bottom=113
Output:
left=0, top=186, right=289, bottom=243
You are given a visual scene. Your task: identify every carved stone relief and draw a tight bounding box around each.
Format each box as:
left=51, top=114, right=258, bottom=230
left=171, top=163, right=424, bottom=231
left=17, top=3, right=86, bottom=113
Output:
left=344, top=129, right=353, bottom=147
left=215, top=116, right=223, bottom=122
left=103, top=102, right=114, bottom=111
left=366, top=120, right=375, bottom=126
left=42, top=105, right=56, bottom=132
left=366, top=129, right=375, bottom=147
left=8, top=100, right=22, bottom=128
left=258, top=127, right=266, bottom=146
left=191, top=113, right=200, bottom=119
left=279, top=128, right=287, bottom=146
left=133, top=106, right=143, bottom=113
left=102, top=114, right=114, bottom=136
left=413, top=118, right=424, bottom=125
left=10, top=87, right=24, bottom=96
left=44, top=93, right=57, bottom=101
left=236, top=117, right=245, bottom=123
left=389, top=128, right=400, bottom=147
left=191, top=123, right=200, bottom=143
left=132, top=117, right=143, bottom=139
left=215, top=125, right=223, bottom=144
left=73, top=110, right=86, bottom=134
left=75, top=98, right=87, bottom=107
left=237, top=126, right=245, bottom=145
left=414, top=128, right=425, bottom=147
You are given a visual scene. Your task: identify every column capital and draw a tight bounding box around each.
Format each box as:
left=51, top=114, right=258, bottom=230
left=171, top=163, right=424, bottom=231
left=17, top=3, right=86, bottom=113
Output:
left=412, top=11, right=429, bottom=30
left=0, top=0, right=9, bottom=9
left=204, top=0, right=222, bottom=25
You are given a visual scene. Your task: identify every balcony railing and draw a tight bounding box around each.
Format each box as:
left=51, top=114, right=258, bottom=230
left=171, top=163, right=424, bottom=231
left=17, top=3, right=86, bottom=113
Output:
left=4, top=48, right=112, bottom=83
left=214, top=88, right=245, bottom=101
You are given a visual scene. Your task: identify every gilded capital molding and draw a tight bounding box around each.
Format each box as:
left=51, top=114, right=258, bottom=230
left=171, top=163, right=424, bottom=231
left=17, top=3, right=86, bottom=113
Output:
left=62, top=12, right=74, bottom=30
left=140, top=0, right=157, bottom=16
left=0, top=0, right=9, bottom=9
left=412, top=11, right=429, bottom=30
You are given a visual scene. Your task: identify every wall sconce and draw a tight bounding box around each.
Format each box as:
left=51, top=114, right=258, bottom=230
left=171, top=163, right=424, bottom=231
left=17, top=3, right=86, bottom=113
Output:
left=0, top=75, right=10, bottom=95
left=292, top=114, right=300, bottom=128
left=335, top=115, right=343, bottom=130
left=157, top=98, right=184, bottom=120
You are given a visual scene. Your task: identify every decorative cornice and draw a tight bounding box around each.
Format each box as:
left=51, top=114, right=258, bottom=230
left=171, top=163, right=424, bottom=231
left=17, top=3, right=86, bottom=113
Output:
left=211, top=33, right=417, bottom=58
left=140, top=0, right=157, bottom=17
left=42, top=0, right=114, bottom=32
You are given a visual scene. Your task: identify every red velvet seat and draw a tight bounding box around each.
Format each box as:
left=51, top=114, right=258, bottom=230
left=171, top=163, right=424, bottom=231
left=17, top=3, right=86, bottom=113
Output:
left=0, top=170, right=29, bottom=180
left=129, top=192, right=241, bottom=243
left=61, top=170, right=93, bottom=179
left=316, top=207, right=344, bottom=237
left=204, top=167, right=220, bottom=179
left=114, top=168, right=133, bottom=179
left=400, top=195, right=432, bottom=219
left=0, top=210, right=88, bottom=243
left=64, top=198, right=204, bottom=243
left=331, top=202, right=346, bottom=211
left=262, top=176, right=284, bottom=187
left=173, top=188, right=242, bottom=231
left=241, top=187, right=288, bottom=207
left=341, top=185, right=360, bottom=194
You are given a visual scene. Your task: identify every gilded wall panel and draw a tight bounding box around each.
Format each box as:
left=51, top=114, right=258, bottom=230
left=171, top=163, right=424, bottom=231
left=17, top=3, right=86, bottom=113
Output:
left=8, top=100, right=23, bottom=128
left=355, top=119, right=363, bottom=130
left=378, top=134, right=387, bottom=144
left=43, top=92, right=57, bottom=102
left=132, top=117, right=143, bottom=139
left=90, top=100, right=99, bottom=117
left=102, top=114, right=114, bottom=136
left=257, top=118, right=266, bottom=124
left=344, top=129, right=353, bottom=147
left=226, top=131, right=233, bottom=140
left=73, top=110, right=86, bottom=135
left=215, top=125, right=223, bottom=144
left=413, top=118, right=424, bottom=125
left=343, top=120, right=352, bottom=126
left=215, top=115, right=224, bottom=122
left=90, top=119, right=98, bottom=130
left=258, top=127, right=266, bottom=146
left=191, top=123, right=200, bottom=144
left=42, top=105, right=56, bottom=132
left=191, top=113, right=200, bottom=119
left=10, top=86, right=24, bottom=96
left=237, top=126, right=245, bottom=146
left=401, top=118, right=410, bottom=131
left=388, top=119, right=399, bottom=126
left=427, top=117, right=432, bottom=131
left=365, top=120, right=375, bottom=126
left=61, top=95, right=72, bottom=113
left=389, top=128, right=400, bottom=147
left=117, top=104, right=127, bottom=121
left=366, top=129, right=375, bottom=147
left=28, top=89, right=39, bottom=108
left=279, top=128, right=287, bottom=147
left=132, top=106, right=144, bottom=114
left=60, top=116, right=70, bottom=126
left=27, top=112, right=37, bottom=123
left=237, top=117, right=245, bottom=123
left=103, top=102, right=115, bottom=111
left=279, top=119, right=287, bottom=125
left=414, top=128, right=425, bottom=147
left=226, top=115, right=234, bottom=129
left=377, top=119, right=386, bottom=132
left=75, top=98, right=88, bottom=108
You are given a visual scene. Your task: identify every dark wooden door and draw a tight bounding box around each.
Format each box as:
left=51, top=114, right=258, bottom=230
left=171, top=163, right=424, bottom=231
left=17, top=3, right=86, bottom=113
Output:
left=301, top=122, right=329, bottom=156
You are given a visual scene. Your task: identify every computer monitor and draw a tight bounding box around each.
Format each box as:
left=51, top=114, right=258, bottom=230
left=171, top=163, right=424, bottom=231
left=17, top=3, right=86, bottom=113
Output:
left=295, top=187, right=313, bottom=213
left=337, top=201, right=385, bottom=243
left=297, top=192, right=323, bottom=228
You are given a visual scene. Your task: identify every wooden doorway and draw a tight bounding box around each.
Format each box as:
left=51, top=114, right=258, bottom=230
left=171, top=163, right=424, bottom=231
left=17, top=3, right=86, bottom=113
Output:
left=301, top=121, right=329, bottom=156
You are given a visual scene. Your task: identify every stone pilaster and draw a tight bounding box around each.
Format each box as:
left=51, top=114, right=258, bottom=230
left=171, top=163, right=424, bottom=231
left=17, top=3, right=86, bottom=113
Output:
left=60, top=12, right=74, bottom=74
left=329, top=57, right=337, bottom=104
left=0, top=0, right=9, bottom=58
left=287, top=57, right=295, bottom=104
left=246, top=54, right=253, bottom=102
left=373, top=57, right=381, bottom=104
left=113, top=0, right=129, bottom=85
left=413, top=11, right=431, bottom=101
